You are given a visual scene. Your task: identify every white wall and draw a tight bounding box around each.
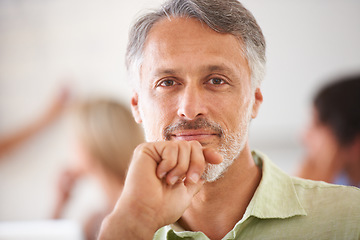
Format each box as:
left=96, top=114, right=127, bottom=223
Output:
left=0, top=0, right=359, bottom=223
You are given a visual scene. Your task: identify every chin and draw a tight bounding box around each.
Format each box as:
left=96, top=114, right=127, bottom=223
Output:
left=202, top=148, right=240, bottom=183
left=202, top=161, right=233, bottom=182
left=202, top=133, right=247, bottom=182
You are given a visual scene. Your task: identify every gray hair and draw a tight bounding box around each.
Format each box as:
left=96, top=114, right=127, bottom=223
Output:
left=125, top=0, right=266, bottom=90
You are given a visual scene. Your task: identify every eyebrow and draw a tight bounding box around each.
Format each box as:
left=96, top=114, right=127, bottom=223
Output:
left=153, top=64, right=235, bottom=77
left=205, top=64, right=234, bottom=74
left=153, top=69, right=178, bottom=77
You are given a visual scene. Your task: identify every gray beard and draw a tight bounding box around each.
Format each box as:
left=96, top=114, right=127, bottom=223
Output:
left=201, top=121, right=249, bottom=182
left=201, top=101, right=253, bottom=182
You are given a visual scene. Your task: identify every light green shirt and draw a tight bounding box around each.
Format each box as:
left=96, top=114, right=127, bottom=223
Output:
left=153, top=150, right=360, bottom=239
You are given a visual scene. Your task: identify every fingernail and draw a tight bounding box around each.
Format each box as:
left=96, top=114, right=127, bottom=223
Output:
left=189, top=173, right=200, bottom=183
left=169, top=176, right=179, bottom=185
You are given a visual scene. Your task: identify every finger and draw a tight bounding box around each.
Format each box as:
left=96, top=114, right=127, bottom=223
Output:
left=184, top=179, right=205, bottom=197
left=156, top=142, right=179, bottom=179
left=203, top=148, right=223, bottom=164
left=165, top=141, right=191, bottom=185
left=185, top=141, right=206, bottom=184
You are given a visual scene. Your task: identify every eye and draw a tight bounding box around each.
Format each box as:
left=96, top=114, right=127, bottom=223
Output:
left=158, top=79, right=176, bottom=87
left=208, top=78, right=225, bottom=85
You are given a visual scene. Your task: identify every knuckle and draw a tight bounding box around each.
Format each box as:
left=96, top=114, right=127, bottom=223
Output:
left=167, top=141, right=178, bottom=148
left=163, top=157, right=177, bottom=169
left=134, top=142, right=148, bottom=154
left=191, top=160, right=205, bottom=172
left=133, top=143, right=149, bottom=159
left=190, top=140, right=202, bottom=148
left=190, top=153, right=206, bottom=170
left=174, top=160, right=188, bottom=173
left=178, top=141, right=191, bottom=152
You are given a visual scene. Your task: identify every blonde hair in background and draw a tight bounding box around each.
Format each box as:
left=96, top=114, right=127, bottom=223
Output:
left=72, top=98, right=144, bottom=182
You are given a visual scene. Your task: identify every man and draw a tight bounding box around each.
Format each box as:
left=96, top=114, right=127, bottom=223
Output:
left=98, top=0, right=360, bottom=239
left=297, top=74, right=360, bottom=187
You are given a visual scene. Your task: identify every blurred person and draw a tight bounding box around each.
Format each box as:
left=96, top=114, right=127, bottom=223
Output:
left=97, top=0, right=360, bottom=239
left=0, top=87, right=69, bottom=159
left=297, top=74, right=360, bottom=187
left=52, top=98, right=144, bottom=240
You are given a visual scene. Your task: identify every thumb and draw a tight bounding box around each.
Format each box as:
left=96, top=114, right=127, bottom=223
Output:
left=203, top=148, right=223, bottom=164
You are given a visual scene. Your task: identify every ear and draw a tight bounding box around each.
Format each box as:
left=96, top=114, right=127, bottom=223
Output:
left=131, top=91, right=142, bottom=123
left=251, top=88, right=263, bottom=119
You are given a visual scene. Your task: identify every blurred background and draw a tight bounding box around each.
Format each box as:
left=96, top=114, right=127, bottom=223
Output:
left=0, top=0, right=359, bottom=238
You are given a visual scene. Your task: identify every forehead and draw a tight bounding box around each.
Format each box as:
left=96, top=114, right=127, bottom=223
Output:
left=140, top=17, right=250, bottom=79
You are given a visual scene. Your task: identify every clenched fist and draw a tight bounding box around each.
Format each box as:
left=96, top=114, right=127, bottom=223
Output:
left=98, top=140, right=222, bottom=240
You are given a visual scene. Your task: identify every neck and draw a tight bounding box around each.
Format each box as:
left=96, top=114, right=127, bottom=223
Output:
left=345, top=155, right=360, bottom=186
left=344, top=140, right=360, bottom=186
left=179, top=144, right=261, bottom=240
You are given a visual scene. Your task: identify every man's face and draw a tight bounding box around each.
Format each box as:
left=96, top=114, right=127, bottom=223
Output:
left=131, top=17, right=262, bottom=181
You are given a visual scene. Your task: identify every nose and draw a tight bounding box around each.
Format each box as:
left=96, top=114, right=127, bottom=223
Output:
left=177, top=86, right=207, bottom=120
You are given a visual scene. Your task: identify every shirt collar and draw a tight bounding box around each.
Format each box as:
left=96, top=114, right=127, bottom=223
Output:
left=165, top=150, right=307, bottom=238
left=244, top=150, right=307, bottom=219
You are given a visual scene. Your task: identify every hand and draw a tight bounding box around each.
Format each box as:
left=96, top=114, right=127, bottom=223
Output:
left=0, top=86, right=71, bottom=158
left=98, top=140, right=222, bottom=240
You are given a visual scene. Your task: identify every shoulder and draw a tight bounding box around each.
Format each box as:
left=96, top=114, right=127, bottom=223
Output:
left=292, top=175, right=360, bottom=201
left=275, top=177, right=360, bottom=238
left=292, top=176, right=360, bottom=219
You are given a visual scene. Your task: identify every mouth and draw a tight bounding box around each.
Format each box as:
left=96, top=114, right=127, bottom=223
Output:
left=171, top=130, right=221, bottom=142
left=163, top=118, right=223, bottom=142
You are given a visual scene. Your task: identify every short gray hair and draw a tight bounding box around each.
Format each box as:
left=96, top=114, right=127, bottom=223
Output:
left=125, top=0, right=266, bottom=90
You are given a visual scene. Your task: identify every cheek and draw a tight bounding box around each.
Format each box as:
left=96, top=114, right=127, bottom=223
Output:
left=305, top=127, right=338, bottom=155
left=305, top=129, right=325, bottom=151
left=302, top=127, right=315, bottom=148
left=139, top=94, right=177, bottom=140
left=219, top=96, right=251, bottom=126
